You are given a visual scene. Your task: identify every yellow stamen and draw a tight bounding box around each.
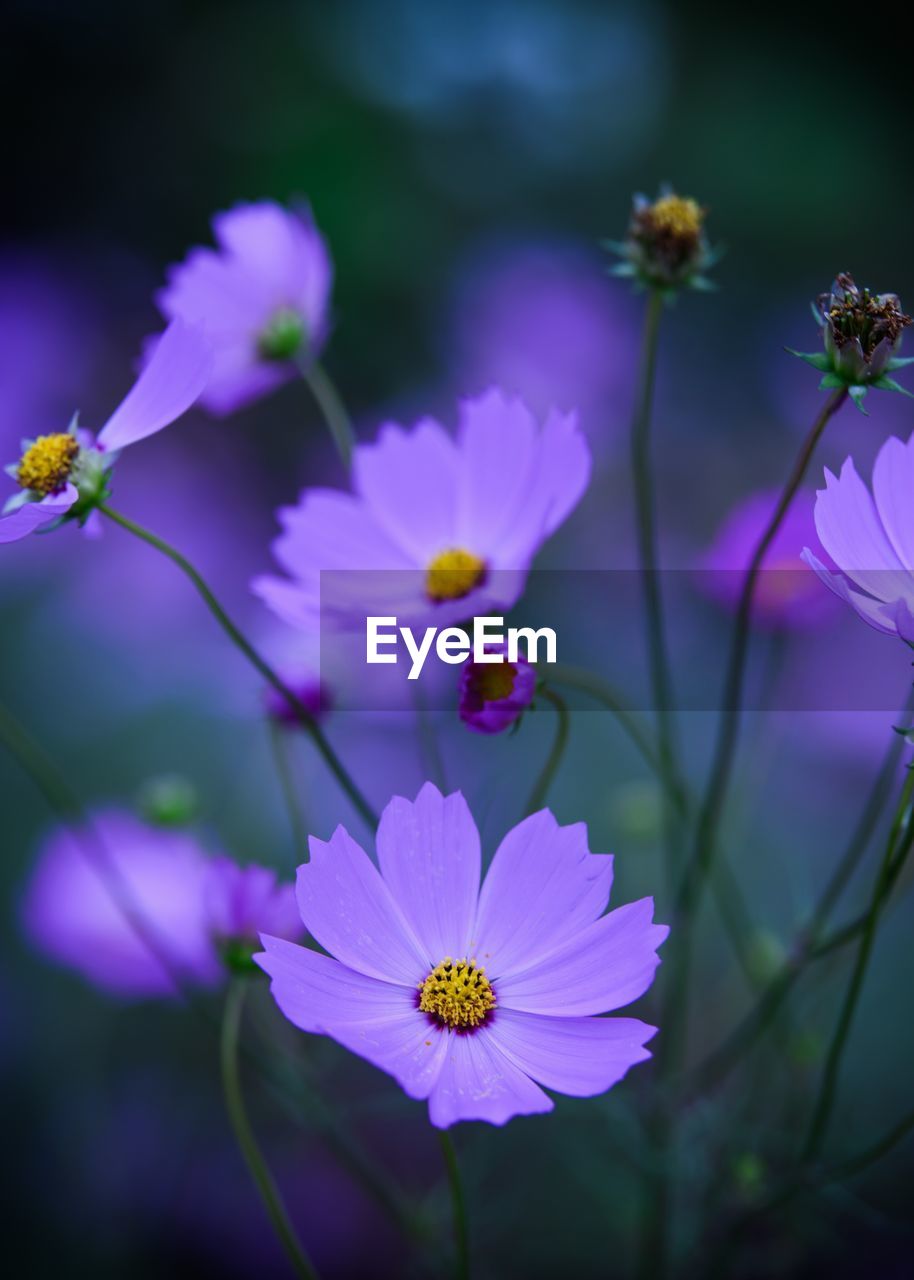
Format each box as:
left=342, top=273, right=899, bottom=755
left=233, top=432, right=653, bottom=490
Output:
left=470, top=661, right=516, bottom=703
left=17, top=434, right=79, bottom=496
left=426, top=548, right=486, bottom=602
left=648, top=194, right=704, bottom=238
left=418, top=957, right=496, bottom=1030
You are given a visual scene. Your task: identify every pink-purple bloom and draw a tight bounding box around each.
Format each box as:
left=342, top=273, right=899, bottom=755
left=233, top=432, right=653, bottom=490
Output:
left=458, top=643, right=537, bottom=733
left=22, top=810, right=300, bottom=998
left=698, top=488, right=837, bottom=630
left=1, top=318, right=211, bottom=544
left=803, top=431, right=914, bottom=642
left=157, top=201, right=332, bottom=415
left=256, top=783, right=666, bottom=1128
left=252, top=389, right=590, bottom=633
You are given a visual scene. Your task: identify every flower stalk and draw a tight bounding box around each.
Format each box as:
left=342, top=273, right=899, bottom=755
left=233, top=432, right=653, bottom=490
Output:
left=221, top=978, right=319, bottom=1280
left=98, top=503, right=378, bottom=832
left=297, top=356, right=355, bottom=469
left=525, top=686, right=570, bottom=815
left=438, top=1130, right=470, bottom=1280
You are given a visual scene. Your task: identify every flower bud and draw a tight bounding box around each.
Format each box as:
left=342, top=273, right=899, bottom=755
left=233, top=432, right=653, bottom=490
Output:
left=607, top=187, right=716, bottom=294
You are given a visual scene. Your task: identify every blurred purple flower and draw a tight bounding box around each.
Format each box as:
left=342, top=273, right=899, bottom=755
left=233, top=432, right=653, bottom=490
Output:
left=698, top=488, right=838, bottom=630
left=257, top=782, right=665, bottom=1128
left=157, top=201, right=332, bottom=416
left=253, top=388, right=590, bottom=632
left=458, top=642, right=536, bottom=733
left=22, top=810, right=299, bottom=998
left=803, top=432, right=914, bottom=642
left=1, top=319, right=211, bottom=543
left=449, top=241, right=637, bottom=443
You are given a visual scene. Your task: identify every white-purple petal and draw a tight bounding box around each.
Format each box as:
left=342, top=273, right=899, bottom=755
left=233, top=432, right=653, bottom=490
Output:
left=488, top=1008, right=656, bottom=1096
left=426, top=1028, right=553, bottom=1128
left=0, top=484, right=77, bottom=543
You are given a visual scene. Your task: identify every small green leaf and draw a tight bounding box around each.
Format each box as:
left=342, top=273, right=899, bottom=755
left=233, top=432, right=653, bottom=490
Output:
left=849, top=385, right=869, bottom=415
left=873, top=375, right=914, bottom=398
left=786, top=347, right=831, bottom=371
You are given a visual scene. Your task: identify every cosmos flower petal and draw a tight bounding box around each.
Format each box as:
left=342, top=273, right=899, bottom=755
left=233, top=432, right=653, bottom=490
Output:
left=255, top=937, right=449, bottom=1099
left=426, top=1029, right=553, bottom=1128
left=97, top=319, right=212, bottom=451
left=495, top=898, right=668, bottom=1015
left=872, top=432, right=914, bottom=570
left=488, top=1009, right=656, bottom=1096
left=813, top=459, right=910, bottom=602
left=212, top=201, right=333, bottom=324
left=375, top=783, right=480, bottom=962
left=473, top=810, right=613, bottom=977
left=353, top=420, right=460, bottom=561
left=297, top=825, right=429, bottom=984
left=801, top=549, right=900, bottom=635
left=0, top=484, right=77, bottom=542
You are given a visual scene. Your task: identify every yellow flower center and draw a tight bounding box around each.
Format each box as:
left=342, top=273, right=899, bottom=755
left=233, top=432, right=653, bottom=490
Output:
left=648, top=194, right=704, bottom=238
left=425, top=548, right=486, bottom=602
left=418, top=957, right=496, bottom=1030
left=470, top=661, right=516, bottom=703
left=17, top=433, right=79, bottom=496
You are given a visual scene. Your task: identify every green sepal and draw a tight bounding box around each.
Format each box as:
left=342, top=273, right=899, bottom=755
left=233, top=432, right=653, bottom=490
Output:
left=872, top=375, right=914, bottom=398
left=886, top=356, right=914, bottom=370
left=849, top=385, right=869, bottom=415
left=818, top=372, right=845, bottom=390
left=786, top=348, right=831, bottom=372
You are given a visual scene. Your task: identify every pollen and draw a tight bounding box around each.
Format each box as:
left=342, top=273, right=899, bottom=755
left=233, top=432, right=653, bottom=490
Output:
left=17, top=433, right=79, bottom=496
left=426, top=548, right=486, bottom=602
left=418, top=957, right=496, bottom=1030
left=648, top=194, right=704, bottom=238
left=467, top=660, right=516, bottom=703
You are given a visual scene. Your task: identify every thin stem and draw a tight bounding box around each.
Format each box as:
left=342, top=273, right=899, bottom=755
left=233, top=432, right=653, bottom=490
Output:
left=525, top=687, right=570, bottom=815
left=438, top=1130, right=469, bottom=1280
left=221, top=980, right=319, bottom=1280
left=98, top=504, right=377, bottom=832
left=630, top=287, right=684, bottom=865
left=803, top=766, right=914, bottom=1161
left=547, top=663, right=664, bottom=785
left=662, top=386, right=848, bottom=1073
left=298, top=358, right=355, bottom=469
left=268, top=722, right=309, bottom=865
left=690, top=696, right=912, bottom=1094
left=0, top=699, right=196, bottom=996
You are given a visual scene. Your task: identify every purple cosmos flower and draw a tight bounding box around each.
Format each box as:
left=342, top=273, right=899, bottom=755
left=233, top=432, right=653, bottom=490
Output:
left=256, top=783, right=666, bottom=1128
left=698, top=489, right=838, bottom=630
left=803, top=432, right=914, bottom=642
left=458, top=641, right=537, bottom=733
left=22, top=810, right=300, bottom=998
left=0, top=318, right=211, bottom=544
left=252, top=388, right=590, bottom=633
left=156, top=201, right=332, bottom=416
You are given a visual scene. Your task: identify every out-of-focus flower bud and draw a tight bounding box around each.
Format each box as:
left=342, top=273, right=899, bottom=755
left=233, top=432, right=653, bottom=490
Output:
left=606, top=187, right=717, bottom=295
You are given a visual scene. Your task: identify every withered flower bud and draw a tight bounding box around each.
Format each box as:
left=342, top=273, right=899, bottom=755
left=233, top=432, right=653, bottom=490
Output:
left=606, top=187, right=716, bottom=295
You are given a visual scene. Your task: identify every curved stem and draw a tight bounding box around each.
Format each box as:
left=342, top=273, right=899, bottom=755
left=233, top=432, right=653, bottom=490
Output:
left=662, top=386, right=848, bottom=1073
left=268, top=722, right=309, bottom=865
left=438, top=1130, right=469, bottom=1280
left=690, top=694, right=913, bottom=1094
left=630, top=288, right=684, bottom=865
left=525, top=687, right=570, bottom=815
left=803, top=766, right=914, bottom=1161
left=547, top=663, right=664, bottom=786
left=98, top=504, right=377, bottom=833
left=221, top=980, right=319, bottom=1280
left=298, top=358, right=355, bottom=469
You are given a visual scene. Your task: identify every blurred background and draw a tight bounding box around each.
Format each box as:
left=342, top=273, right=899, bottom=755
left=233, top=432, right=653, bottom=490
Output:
left=2, top=1, right=914, bottom=1276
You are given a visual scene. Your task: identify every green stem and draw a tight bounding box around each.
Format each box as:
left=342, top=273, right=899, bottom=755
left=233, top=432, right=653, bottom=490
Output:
left=98, top=504, right=377, bottom=833
left=268, top=722, right=309, bottom=865
left=438, top=1130, right=469, bottom=1280
left=298, top=358, right=355, bottom=469
left=689, top=693, right=913, bottom=1094
left=525, top=687, right=570, bottom=815
left=547, top=663, right=664, bottom=785
left=0, top=700, right=196, bottom=995
left=221, top=980, right=319, bottom=1280
left=802, top=766, right=914, bottom=1162
left=662, top=386, right=848, bottom=1074
left=630, top=287, right=683, bottom=867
